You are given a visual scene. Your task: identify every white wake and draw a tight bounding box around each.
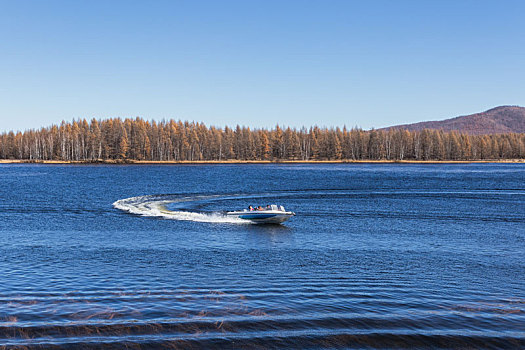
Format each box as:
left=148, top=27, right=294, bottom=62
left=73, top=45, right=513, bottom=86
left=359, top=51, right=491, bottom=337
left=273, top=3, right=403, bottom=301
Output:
left=112, top=195, right=248, bottom=224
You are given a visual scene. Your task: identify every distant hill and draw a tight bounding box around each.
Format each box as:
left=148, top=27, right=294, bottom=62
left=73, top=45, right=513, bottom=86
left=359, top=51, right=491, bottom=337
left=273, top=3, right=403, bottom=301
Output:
left=382, top=106, right=525, bottom=135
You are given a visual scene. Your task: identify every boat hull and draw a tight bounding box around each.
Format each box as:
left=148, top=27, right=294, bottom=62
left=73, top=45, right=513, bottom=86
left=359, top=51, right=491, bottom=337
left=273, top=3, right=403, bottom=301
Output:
left=227, top=210, right=295, bottom=224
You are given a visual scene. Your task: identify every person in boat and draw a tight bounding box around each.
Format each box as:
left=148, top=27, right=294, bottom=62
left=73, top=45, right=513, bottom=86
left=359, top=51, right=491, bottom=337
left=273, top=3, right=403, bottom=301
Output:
left=248, top=205, right=254, bottom=211
left=257, top=206, right=264, bottom=211
left=266, top=205, right=271, bottom=210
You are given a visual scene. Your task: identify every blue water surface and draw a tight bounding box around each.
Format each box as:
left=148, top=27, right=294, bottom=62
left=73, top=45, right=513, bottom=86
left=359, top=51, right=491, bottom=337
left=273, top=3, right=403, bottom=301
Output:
left=0, top=164, right=524, bottom=348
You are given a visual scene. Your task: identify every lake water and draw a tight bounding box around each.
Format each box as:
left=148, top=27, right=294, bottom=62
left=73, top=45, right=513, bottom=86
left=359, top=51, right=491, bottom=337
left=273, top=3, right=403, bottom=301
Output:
left=0, top=164, right=524, bottom=348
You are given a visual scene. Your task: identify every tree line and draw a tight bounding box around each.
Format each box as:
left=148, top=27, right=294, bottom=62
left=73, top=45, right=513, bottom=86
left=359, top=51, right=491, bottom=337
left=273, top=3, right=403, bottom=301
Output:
left=1, top=118, right=524, bottom=161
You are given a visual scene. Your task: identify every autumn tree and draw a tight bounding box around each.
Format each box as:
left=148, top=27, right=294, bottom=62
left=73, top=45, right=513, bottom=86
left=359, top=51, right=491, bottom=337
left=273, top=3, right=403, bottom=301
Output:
left=1, top=118, right=524, bottom=162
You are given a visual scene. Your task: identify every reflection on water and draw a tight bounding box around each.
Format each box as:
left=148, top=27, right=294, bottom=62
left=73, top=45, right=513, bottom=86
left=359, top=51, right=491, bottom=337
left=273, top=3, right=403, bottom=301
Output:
left=246, top=224, right=294, bottom=247
left=2, top=288, right=523, bottom=348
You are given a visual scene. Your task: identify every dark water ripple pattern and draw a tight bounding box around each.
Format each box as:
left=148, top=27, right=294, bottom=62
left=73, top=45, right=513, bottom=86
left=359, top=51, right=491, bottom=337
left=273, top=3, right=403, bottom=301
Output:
left=0, top=164, right=524, bottom=349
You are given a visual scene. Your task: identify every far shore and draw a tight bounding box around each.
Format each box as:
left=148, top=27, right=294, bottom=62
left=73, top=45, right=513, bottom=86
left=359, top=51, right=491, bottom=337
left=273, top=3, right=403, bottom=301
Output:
left=1, top=159, right=524, bottom=165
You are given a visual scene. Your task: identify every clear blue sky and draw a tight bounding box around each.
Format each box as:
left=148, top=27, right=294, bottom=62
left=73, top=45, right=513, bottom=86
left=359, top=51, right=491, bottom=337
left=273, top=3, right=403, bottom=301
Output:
left=1, top=0, right=524, bottom=132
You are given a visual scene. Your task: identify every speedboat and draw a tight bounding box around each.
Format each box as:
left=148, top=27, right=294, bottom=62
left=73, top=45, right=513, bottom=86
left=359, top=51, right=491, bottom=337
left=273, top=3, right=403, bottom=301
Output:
left=227, top=205, right=295, bottom=224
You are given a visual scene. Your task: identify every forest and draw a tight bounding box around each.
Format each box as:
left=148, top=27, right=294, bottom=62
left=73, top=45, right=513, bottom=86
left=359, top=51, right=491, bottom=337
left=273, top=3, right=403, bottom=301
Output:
left=1, top=118, right=524, bottom=161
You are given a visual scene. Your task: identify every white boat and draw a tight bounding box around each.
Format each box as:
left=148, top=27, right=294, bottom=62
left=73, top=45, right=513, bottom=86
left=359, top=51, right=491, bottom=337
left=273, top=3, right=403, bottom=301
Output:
left=226, top=205, right=295, bottom=224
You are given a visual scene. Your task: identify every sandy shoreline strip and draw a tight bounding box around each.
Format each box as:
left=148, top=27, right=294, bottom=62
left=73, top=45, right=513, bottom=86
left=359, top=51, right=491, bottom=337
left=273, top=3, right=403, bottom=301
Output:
left=0, top=159, right=524, bottom=165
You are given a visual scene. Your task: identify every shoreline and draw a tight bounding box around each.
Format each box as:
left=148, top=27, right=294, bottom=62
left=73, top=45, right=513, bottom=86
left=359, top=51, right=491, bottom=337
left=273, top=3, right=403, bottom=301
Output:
left=1, top=159, right=524, bottom=165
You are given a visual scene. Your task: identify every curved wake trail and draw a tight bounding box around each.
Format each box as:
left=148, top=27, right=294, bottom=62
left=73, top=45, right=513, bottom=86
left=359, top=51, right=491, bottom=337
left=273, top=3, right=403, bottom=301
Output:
left=113, top=195, right=248, bottom=224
